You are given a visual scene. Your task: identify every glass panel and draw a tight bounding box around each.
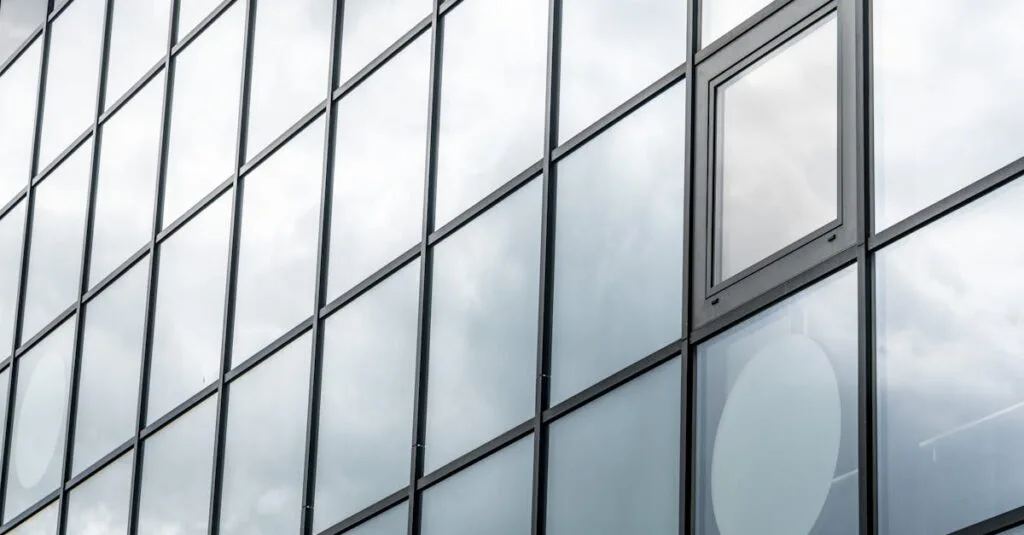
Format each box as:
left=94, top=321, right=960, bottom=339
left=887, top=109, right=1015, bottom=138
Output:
left=702, top=0, right=773, bottom=47
left=147, top=195, right=231, bottom=423
left=245, top=0, right=331, bottom=159
left=434, top=0, right=547, bottom=227
left=7, top=500, right=57, bottom=535
left=425, top=179, right=542, bottom=471
left=314, top=261, right=419, bottom=531
left=696, top=266, right=859, bottom=535
left=21, top=140, right=91, bottom=341
left=716, top=15, right=838, bottom=282
left=1, top=203, right=26, bottom=358
left=0, top=38, right=41, bottom=205
left=176, top=0, right=222, bottom=41
left=348, top=503, right=409, bottom=535
left=328, top=34, right=429, bottom=298
left=421, top=437, right=533, bottom=535
left=547, top=358, right=681, bottom=535
left=337, top=0, right=430, bottom=84
left=219, top=334, right=310, bottom=535
left=65, top=452, right=132, bottom=534
left=558, top=0, right=686, bottom=142
left=73, top=261, right=147, bottom=475
left=104, top=0, right=171, bottom=108
left=0, top=0, right=46, bottom=64
left=1002, top=527, right=1024, bottom=535
left=90, top=73, right=164, bottom=287
left=873, top=1, right=1024, bottom=230
left=137, top=395, right=217, bottom=535
left=232, top=118, right=323, bottom=366
left=0, top=369, right=9, bottom=462
left=37, top=0, right=105, bottom=169
left=163, top=3, right=244, bottom=226
left=4, top=320, right=74, bottom=521
left=550, top=83, right=685, bottom=403
left=877, top=177, right=1024, bottom=534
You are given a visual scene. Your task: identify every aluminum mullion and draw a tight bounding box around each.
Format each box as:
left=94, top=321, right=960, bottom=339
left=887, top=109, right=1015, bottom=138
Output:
left=681, top=0, right=698, bottom=533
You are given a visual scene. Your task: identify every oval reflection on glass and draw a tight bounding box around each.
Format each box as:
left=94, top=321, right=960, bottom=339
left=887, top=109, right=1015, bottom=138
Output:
left=14, top=348, right=67, bottom=489
left=711, top=334, right=840, bottom=535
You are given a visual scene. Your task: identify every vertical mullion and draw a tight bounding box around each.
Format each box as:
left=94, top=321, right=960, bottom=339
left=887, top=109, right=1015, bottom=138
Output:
left=681, top=0, right=698, bottom=533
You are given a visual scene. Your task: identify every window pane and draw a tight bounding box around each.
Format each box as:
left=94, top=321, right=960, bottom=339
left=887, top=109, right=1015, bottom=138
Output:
left=328, top=34, right=429, bottom=298
left=338, top=0, right=429, bottom=84
left=696, top=267, right=858, bottom=535
left=0, top=202, right=26, bottom=358
left=0, top=0, right=46, bottom=64
left=37, top=0, right=105, bottom=169
left=245, top=0, right=331, bottom=159
left=877, top=177, right=1024, bottom=534
left=558, top=0, right=686, bottom=142
left=547, top=358, right=680, bottom=535
left=348, top=503, right=409, bottom=535
left=4, top=320, right=74, bottom=521
left=0, top=369, right=9, bottom=461
left=716, top=14, right=838, bottom=281
left=21, top=140, right=91, bottom=342
left=425, top=179, right=542, bottom=471
left=66, top=452, right=132, bottom=535
left=551, top=83, right=685, bottom=403
left=90, top=73, right=163, bottom=287
left=147, top=195, right=231, bottom=423
left=219, top=334, right=310, bottom=535
left=314, top=261, right=419, bottom=531
left=873, top=1, right=1024, bottom=230
left=422, top=437, right=532, bottom=535
left=232, top=118, right=323, bottom=366
left=434, top=0, right=547, bottom=227
left=163, top=4, right=244, bottom=226
left=702, top=0, right=773, bottom=47
left=7, top=500, right=57, bottom=535
left=73, top=261, right=147, bottom=475
left=0, top=38, right=41, bottom=205
left=176, top=0, right=222, bottom=41
left=137, top=395, right=217, bottom=535
left=104, top=0, right=171, bottom=108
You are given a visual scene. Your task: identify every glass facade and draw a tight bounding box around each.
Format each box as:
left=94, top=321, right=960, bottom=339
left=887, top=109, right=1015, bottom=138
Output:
left=0, top=0, right=1021, bottom=534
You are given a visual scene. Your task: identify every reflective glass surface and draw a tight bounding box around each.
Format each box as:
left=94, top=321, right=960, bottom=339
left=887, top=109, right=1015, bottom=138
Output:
left=696, top=267, right=858, bottom=535
left=176, top=0, right=223, bottom=41
left=315, top=261, right=419, bottom=531
left=8, top=500, right=57, bottom=535
left=104, top=0, right=171, bottom=108
left=434, top=0, right=547, bottom=227
left=0, top=369, right=8, bottom=459
left=551, top=83, right=685, bottom=403
left=717, top=14, right=838, bottom=281
left=702, top=0, right=773, bottom=47
left=0, top=0, right=46, bottom=64
left=425, top=179, right=542, bottom=471
left=348, top=503, right=409, bottom=535
left=0, top=202, right=26, bottom=357
left=0, top=38, right=40, bottom=205
left=337, top=0, right=430, bottom=84
left=328, top=34, right=430, bottom=298
left=65, top=452, right=133, bottom=535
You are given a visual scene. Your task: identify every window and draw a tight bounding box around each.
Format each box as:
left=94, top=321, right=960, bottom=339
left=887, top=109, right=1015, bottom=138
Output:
left=0, top=38, right=41, bottom=205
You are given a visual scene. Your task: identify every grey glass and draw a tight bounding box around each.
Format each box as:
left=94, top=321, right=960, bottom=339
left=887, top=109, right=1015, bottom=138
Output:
left=551, top=83, right=685, bottom=403
left=4, top=319, right=74, bottom=521
left=696, top=266, right=859, bottom=535
left=434, top=0, right=547, bottom=227
left=0, top=369, right=8, bottom=461
left=37, top=0, right=105, bottom=170
left=66, top=452, right=132, bottom=535
left=314, top=261, right=420, bottom=531
left=162, top=3, right=244, bottom=226
left=547, top=358, right=681, bottom=535
left=176, top=0, right=223, bottom=41
left=328, top=34, right=429, bottom=298
left=1002, top=527, right=1024, bottom=535
left=558, top=0, right=686, bottom=143
left=21, top=140, right=91, bottom=342
left=137, top=395, right=217, bottom=535
left=873, top=0, right=1024, bottom=230
left=425, top=179, right=542, bottom=471
left=0, top=38, right=40, bottom=205
left=245, top=0, right=331, bottom=159
left=219, top=334, right=311, bottom=535
left=877, top=176, right=1024, bottom=534
left=0, top=0, right=46, bottom=64
left=716, top=14, right=838, bottom=281
left=147, top=195, right=231, bottom=424
left=348, top=503, right=409, bottom=535
left=7, top=500, right=57, bottom=535
left=104, top=0, right=171, bottom=108
left=232, top=118, right=324, bottom=367
left=0, top=202, right=26, bottom=358
left=337, top=0, right=430, bottom=84
left=73, top=261, right=147, bottom=475
left=90, top=73, right=164, bottom=287
left=702, top=0, right=773, bottom=47
left=421, top=437, right=533, bottom=535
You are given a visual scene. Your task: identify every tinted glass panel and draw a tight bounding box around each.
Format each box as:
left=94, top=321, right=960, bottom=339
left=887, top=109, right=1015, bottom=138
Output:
left=348, top=503, right=409, bottom=535
left=163, top=4, right=244, bottom=226
left=434, top=0, right=547, bottom=227
left=0, top=369, right=9, bottom=460
left=7, top=500, right=57, bottom=535
left=314, top=261, right=419, bottom=531
left=176, top=0, right=222, bottom=41
left=0, top=0, right=46, bottom=64
left=337, top=0, right=429, bottom=84
left=702, top=0, right=773, bottom=47
left=551, top=83, right=685, bottom=403
left=716, top=14, right=838, bottom=281
left=0, top=203, right=26, bottom=358
left=147, top=195, right=231, bottom=423
left=65, top=452, right=132, bottom=535
left=104, top=0, right=171, bottom=108
left=558, top=0, right=686, bottom=142
left=696, top=267, right=858, bottom=535
left=328, top=34, right=429, bottom=298
left=220, top=335, right=310, bottom=535
left=0, top=39, right=40, bottom=205
left=425, top=179, right=542, bottom=471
